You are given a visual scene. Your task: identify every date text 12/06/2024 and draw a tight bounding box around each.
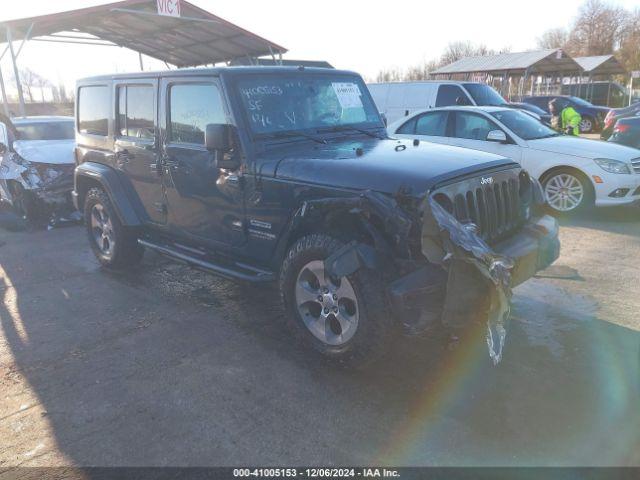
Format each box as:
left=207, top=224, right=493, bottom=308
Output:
left=233, top=468, right=401, bottom=478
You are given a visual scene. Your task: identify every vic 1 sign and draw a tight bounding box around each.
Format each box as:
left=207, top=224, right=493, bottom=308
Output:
left=157, top=0, right=181, bottom=17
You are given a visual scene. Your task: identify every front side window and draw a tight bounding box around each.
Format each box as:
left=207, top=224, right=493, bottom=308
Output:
left=235, top=74, right=381, bottom=135
left=78, top=86, right=109, bottom=136
left=415, top=111, right=449, bottom=136
left=454, top=112, right=499, bottom=140
left=117, top=85, right=155, bottom=139
left=169, top=84, right=226, bottom=145
left=435, top=85, right=469, bottom=107
left=490, top=109, right=558, bottom=140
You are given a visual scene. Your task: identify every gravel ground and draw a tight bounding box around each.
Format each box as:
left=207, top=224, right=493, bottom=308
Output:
left=0, top=207, right=638, bottom=470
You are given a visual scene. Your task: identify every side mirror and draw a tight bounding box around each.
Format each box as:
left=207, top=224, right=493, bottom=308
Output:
left=0, top=143, right=6, bottom=155
left=205, top=124, right=240, bottom=170
left=487, top=130, right=507, bottom=143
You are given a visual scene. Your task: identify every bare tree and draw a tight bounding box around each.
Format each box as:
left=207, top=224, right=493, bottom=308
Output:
left=17, top=68, right=39, bottom=102
left=569, top=0, right=626, bottom=56
left=618, top=8, right=640, bottom=73
left=439, top=41, right=494, bottom=66
left=34, top=75, right=51, bottom=102
left=537, top=28, right=570, bottom=51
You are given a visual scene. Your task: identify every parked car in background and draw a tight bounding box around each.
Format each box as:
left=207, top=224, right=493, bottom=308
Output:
left=607, top=117, right=640, bottom=150
left=561, top=81, right=638, bottom=108
left=73, top=67, right=559, bottom=365
left=601, top=102, right=640, bottom=140
left=521, top=95, right=610, bottom=134
left=388, top=106, right=640, bottom=214
left=0, top=116, right=77, bottom=223
left=369, top=80, right=547, bottom=124
left=507, top=102, right=552, bottom=125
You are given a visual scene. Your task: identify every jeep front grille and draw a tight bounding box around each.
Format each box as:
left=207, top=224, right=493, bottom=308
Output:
left=434, top=177, right=525, bottom=244
left=632, top=158, right=640, bottom=174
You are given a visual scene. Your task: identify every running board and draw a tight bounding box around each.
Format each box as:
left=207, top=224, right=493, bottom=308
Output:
left=138, top=239, right=275, bottom=283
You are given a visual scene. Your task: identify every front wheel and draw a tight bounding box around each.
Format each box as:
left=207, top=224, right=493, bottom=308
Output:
left=84, top=187, right=143, bottom=269
left=541, top=169, right=594, bottom=215
left=280, top=234, right=394, bottom=366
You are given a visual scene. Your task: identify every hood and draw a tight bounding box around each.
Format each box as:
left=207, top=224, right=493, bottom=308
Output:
left=260, top=137, right=516, bottom=196
left=12, top=139, right=75, bottom=165
left=527, top=136, right=640, bottom=161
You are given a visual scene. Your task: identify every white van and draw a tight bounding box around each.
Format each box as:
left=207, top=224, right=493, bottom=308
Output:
left=368, top=81, right=508, bottom=124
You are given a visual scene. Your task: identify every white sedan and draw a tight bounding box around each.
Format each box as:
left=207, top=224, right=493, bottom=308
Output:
left=388, top=106, right=640, bottom=214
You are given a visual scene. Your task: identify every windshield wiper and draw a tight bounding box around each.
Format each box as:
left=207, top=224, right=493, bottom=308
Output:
left=267, top=131, right=327, bottom=145
left=319, top=125, right=387, bottom=140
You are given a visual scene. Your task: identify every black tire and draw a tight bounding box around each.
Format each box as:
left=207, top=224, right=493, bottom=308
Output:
left=540, top=168, right=594, bottom=216
left=83, top=187, right=143, bottom=269
left=280, top=234, right=394, bottom=366
left=9, top=181, right=40, bottom=222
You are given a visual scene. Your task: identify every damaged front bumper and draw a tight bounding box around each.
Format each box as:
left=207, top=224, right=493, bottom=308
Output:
left=391, top=194, right=560, bottom=364
left=0, top=151, right=75, bottom=220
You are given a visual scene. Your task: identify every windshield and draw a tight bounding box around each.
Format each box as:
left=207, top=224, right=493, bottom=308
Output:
left=16, top=121, right=75, bottom=141
left=463, top=83, right=507, bottom=106
left=490, top=109, right=559, bottom=140
left=236, top=74, right=382, bottom=135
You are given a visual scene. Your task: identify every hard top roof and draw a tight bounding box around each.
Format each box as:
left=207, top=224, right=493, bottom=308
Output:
left=77, top=65, right=353, bottom=83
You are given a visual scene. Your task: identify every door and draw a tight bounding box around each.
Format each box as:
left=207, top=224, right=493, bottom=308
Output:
left=395, top=110, right=451, bottom=146
left=448, top=111, right=523, bottom=163
left=160, top=78, right=245, bottom=249
left=114, top=81, right=166, bottom=224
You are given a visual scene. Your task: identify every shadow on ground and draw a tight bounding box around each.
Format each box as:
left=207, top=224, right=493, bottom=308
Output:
left=0, top=211, right=639, bottom=470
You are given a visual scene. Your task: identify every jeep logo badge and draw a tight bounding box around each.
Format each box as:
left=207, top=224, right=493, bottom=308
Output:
left=481, top=176, right=494, bottom=185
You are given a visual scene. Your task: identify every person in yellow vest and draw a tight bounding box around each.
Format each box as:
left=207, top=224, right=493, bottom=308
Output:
left=549, top=98, right=582, bottom=136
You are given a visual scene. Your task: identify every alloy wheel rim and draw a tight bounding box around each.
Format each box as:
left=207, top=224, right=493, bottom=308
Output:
left=295, top=260, right=359, bottom=346
left=544, top=174, right=584, bottom=212
left=91, top=204, right=115, bottom=257
left=580, top=119, right=592, bottom=132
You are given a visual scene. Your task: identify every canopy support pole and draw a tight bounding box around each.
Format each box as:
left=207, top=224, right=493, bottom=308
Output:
left=0, top=66, right=10, bottom=117
left=139, top=52, right=144, bottom=71
left=6, top=28, right=25, bottom=117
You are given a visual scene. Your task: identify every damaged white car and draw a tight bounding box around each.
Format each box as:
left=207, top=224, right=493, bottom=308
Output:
left=0, top=116, right=77, bottom=223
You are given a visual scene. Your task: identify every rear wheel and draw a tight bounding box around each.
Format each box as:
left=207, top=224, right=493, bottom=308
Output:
left=579, top=116, right=594, bottom=134
left=280, top=234, right=394, bottom=366
left=541, top=169, right=593, bottom=215
left=84, top=187, right=143, bottom=269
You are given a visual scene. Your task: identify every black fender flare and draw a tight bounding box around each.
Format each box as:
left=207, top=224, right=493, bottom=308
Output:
left=74, top=162, right=142, bottom=226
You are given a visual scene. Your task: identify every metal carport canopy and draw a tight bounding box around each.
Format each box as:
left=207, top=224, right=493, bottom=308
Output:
left=573, top=55, right=627, bottom=76
left=431, top=49, right=582, bottom=76
left=0, top=0, right=287, bottom=68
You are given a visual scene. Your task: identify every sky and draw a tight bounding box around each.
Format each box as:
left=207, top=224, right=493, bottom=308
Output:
left=1, top=0, right=639, bottom=97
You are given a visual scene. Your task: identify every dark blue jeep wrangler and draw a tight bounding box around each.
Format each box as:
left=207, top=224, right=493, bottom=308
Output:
left=74, top=67, right=559, bottom=365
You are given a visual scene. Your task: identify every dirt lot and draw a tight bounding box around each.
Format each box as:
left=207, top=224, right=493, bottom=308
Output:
left=0, top=207, right=638, bottom=469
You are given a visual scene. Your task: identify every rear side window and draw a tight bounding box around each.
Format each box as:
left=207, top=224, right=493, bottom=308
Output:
left=117, top=85, right=155, bottom=139
left=435, top=85, right=469, bottom=107
left=169, top=84, right=226, bottom=145
left=78, top=86, right=109, bottom=136
left=415, top=111, right=449, bottom=136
